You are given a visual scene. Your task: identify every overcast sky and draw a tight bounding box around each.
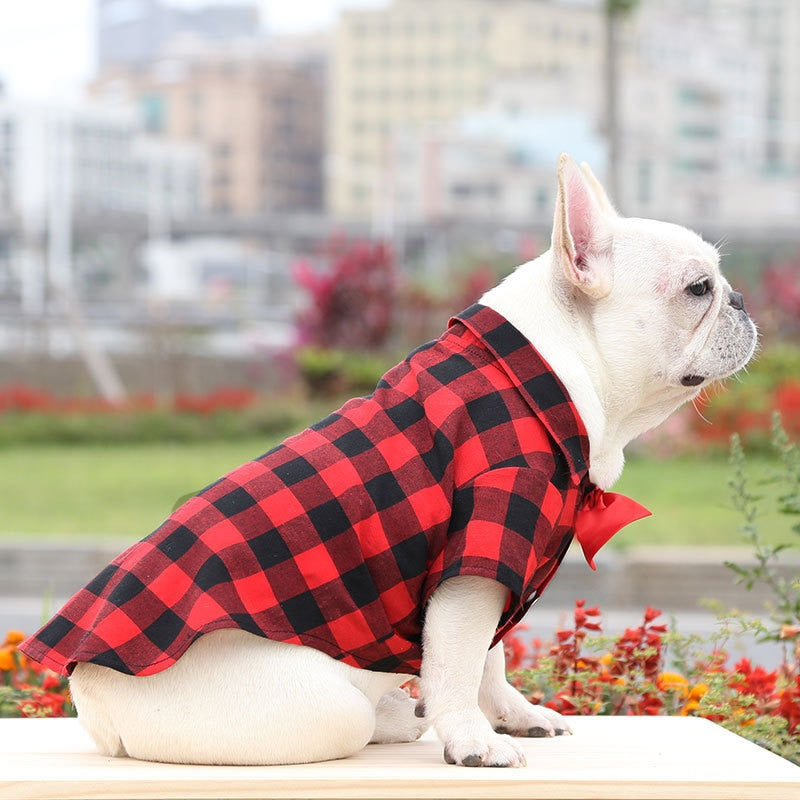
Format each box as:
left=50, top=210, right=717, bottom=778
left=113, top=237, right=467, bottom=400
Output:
left=0, top=0, right=387, bottom=102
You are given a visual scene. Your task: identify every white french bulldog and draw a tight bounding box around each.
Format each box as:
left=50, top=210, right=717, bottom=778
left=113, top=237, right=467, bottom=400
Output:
left=61, top=154, right=756, bottom=768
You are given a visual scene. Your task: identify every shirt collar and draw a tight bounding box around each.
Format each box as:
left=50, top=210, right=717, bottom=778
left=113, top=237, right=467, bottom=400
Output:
left=450, top=303, right=590, bottom=483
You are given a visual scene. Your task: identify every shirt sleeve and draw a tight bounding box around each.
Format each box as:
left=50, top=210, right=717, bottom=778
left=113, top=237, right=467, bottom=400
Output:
left=423, top=466, right=569, bottom=637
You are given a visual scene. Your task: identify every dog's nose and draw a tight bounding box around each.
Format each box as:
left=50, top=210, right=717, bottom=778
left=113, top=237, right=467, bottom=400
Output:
left=729, top=291, right=746, bottom=312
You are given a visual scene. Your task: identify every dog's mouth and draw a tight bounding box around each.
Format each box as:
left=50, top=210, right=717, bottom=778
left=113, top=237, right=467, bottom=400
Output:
left=680, top=374, right=706, bottom=387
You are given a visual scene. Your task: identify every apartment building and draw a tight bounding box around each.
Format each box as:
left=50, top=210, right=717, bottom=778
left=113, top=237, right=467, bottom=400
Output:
left=92, top=39, right=326, bottom=215
left=0, top=100, right=203, bottom=310
left=383, top=74, right=604, bottom=227
left=327, top=0, right=602, bottom=218
left=0, top=101, right=202, bottom=230
left=656, top=0, right=800, bottom=176
left=328, top=0, right=800, bottom=231
left=617, top=0, right=800, bottom=229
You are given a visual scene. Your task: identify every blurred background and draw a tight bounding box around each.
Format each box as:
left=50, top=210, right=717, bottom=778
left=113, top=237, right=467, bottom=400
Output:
left=0, top=0, right=798, bottom=550
left=0, top=0, right=799, bottom=677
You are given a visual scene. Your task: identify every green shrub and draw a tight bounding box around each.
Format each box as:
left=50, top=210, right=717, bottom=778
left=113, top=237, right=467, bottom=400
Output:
left=0, top=405, right=306, bottom=446
left=295, top=347, right=392, bottom=399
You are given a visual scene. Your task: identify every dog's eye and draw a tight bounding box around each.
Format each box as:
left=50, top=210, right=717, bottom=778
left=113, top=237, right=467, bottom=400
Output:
left=688, top=279, right=711, bottom=297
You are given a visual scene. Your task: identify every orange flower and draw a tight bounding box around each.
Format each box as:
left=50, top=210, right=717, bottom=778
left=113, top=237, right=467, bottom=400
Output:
left=680, top=684, right=709, bottom=716
left=680, top=700, right=700, bottom=716
left=0, top=646, right=15, bottom=672
left=656, top=672, right=689, bottom=698
left=688, top=682, right=709, bottom=701
left=732, top=708, right=757, bottom=728
left=4, top=630, right=25, bottom=646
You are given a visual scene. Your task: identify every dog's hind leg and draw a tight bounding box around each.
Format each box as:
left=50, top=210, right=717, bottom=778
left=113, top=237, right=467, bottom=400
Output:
left=70, top=629, right=404, bottom=765
left=68, top=667, right=128, bottom=757
left=370, top=687, right=429, bottom=743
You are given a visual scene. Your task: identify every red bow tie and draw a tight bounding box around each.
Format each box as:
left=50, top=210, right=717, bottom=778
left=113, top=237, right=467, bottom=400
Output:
left=575, top=488, right=651, bottom=570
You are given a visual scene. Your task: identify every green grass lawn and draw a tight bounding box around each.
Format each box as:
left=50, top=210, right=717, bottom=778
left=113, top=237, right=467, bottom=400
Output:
left=0, top=440, right=264, bottom=541
left=0, top=441, right=790, bottom=549
left=614, top=453, right=788, bottom=549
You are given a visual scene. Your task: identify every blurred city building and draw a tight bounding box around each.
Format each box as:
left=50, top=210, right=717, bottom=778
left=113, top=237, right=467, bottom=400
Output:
left=84, top=0, right=800, bottom=235
left=327, top=0, right=602, bottom=221
left=615, top=0, right=800, bottom=230
left=0, top=99, right=203, bottom=309
left=327, top=0, right=800, bottom=234
left=92, top=39, right=326, bottom=216
left=2, top=0, right=800, bottom=386
left=96, top=0, right=261, bottom=69
left=381, top=77, right=604, bottom=228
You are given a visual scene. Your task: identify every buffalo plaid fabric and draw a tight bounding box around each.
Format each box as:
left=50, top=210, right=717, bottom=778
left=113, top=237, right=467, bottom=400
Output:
left=21, top=304, right=595, bottom=678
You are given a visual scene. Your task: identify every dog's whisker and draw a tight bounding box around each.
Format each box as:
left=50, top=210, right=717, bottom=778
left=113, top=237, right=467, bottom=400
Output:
left=691, top=395, right=712, bottom=426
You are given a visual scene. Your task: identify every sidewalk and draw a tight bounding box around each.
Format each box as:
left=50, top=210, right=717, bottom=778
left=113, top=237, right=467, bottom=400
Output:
left=3, top=540, right=794, bottom=612
left=2, top=540, right=796, bottom=668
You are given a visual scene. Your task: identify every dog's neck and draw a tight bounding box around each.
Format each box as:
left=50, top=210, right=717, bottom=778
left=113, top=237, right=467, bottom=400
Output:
left=481, top=253, right=685, bottom=490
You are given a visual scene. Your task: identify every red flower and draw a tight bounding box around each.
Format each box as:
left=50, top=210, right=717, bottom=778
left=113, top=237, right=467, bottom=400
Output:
left=777, top=675, right=800, bottom=734
left=731, top=658, right=777, bottom=703
left=503, top=627, right=530, bottom=672
left=644, top=606, right=662, bottom=622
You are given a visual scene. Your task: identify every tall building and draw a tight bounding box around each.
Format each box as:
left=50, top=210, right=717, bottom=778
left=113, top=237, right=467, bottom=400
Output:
left=0, top=99, right=203, bottom=309
left=615, top=0, right=800, bottom=228
left=92, top=39, right=326, bottom=214
left=648, top=0, right=800, bottom=177
left=383, top=76, right=605, bottom=227
left=327, top=0, right=602, bottom=218
left=0, top=101, right=202, bottom=230
left=328, top=0, right=800, bottom=231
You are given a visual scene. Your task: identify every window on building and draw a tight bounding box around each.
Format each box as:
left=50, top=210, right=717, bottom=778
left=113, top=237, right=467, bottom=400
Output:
left=679, top=124, right=719, bottom=139
left=140, top=93, right=165, bottom=133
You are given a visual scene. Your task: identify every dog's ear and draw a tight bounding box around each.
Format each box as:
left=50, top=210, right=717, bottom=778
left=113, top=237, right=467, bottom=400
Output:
left=552, top=154, right=614, bottom=299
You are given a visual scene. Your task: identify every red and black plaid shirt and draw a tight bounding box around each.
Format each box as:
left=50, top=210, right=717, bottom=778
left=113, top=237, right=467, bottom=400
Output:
left=22, top=305, right=595, bottom=677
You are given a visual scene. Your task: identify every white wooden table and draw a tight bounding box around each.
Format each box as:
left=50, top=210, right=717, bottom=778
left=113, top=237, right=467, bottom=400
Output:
left=1, top=716, right=798, bottom=799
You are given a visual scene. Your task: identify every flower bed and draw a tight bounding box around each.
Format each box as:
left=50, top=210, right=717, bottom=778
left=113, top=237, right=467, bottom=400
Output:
left=504, top=601, right=799, bottom=765
left=0, top=384, right=257, bottom=417
left=0, top=631, right=74, bottom=718
left=0, top=384, right=308, bottom=444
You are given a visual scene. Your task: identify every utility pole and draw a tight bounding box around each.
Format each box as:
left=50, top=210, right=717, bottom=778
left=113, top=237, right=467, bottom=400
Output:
left=48, top=109, right=126, bottom=404
left=604, top=0, right=640, bottom=207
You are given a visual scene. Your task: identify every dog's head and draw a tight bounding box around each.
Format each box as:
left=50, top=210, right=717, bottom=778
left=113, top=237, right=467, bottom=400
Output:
left=552, top=153, right=757, bottom=415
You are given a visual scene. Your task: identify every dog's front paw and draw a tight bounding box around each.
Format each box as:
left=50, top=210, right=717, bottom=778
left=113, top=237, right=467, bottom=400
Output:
left=438, top=711, right=526, bottom=767
left=482, top=681, right=572, bottom=738
left=495, top=702, right=572, bottom=738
